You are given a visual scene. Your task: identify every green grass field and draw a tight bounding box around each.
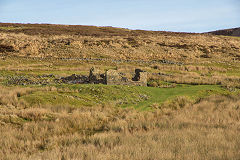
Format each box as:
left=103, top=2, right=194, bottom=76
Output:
left=20, top=84, right=236, bottom=110
left=125, top=84, right=237, bottom=110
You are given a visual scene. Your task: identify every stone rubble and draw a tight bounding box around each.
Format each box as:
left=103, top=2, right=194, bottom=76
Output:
left=5, top=68, right=148, bottom=87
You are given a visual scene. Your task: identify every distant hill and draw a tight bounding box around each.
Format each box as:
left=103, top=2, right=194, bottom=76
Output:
left=209, top=27, right=240, bottom=37
left=0, top=23, right=240, bottom=63
left=0, top=23, right=199, bottom=37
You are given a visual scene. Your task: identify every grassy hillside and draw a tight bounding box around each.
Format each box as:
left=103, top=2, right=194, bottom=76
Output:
left=1, top=23, right=240, bottom=160
left=0, top=85, right=240, bottom=159
left=0, top=23, right=198, bottom=36
left=0, top=23, right=240, bottom=63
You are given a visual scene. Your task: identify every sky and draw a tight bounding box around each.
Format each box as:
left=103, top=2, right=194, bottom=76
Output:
left=0, top=0, right=239, bottom=33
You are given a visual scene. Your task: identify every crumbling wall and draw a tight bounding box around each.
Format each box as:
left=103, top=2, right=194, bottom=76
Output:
left=106, top=70, right=129, bottom=85
left=106, top=69, right=147, bottom=86
left=89, top=67, right=106, bottom=84
left=58, top=67, right=147, bottom=86
left=132, top=69, right=147, bottom=86
left=59, top=74, right=88, bottom=84
left=136, top=72, right=147, bottom=86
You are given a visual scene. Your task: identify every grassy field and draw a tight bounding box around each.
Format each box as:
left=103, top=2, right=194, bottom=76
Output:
left=0, top=84, right=240, bottom=159
left=0, top=23, right=240, bottom=160
left=133, top=84, right=234, bottom=110
left=17, top=84, right=236, bottom=111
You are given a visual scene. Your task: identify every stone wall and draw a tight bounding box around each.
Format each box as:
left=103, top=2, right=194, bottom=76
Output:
left=106, top=69, right=147, bottom=86
left=89, top=67, right=106, bottom=84
left=58, top=67, right=147, bottom=86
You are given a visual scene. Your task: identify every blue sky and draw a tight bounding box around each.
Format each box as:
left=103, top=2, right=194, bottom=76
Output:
left=0, top=0, right=239, bottom=32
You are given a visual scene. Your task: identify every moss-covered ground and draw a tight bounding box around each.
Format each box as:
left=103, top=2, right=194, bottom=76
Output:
left=19, top=84, right=238, bottom=110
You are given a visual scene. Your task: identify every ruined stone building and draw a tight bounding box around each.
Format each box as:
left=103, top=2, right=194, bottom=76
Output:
left=59, top=67, right=147, bottom=86
left=106, top=69, right=147, bottom=86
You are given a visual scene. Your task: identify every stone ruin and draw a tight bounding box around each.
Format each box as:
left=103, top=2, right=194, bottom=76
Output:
left=59, top=67, right=147, bottom=86
left=106, top=69, right=147, bottom=86
left=88, top=67, right=106, bottom=84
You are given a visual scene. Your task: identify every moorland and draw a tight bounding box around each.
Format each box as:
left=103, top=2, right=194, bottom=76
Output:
left=0, top=23, right=240, bottom=160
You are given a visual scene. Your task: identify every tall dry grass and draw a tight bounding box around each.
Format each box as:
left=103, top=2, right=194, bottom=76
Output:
left=0, top=86, right=240, bottom=160
left=149, top=65, right=240, bottom=88
left=1, top=30, right=240, bottom=62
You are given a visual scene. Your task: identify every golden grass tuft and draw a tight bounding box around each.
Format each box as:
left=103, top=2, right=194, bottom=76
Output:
left=1, top=29, right=240, bottom=63
left=0, top=86, right=240, bottom=159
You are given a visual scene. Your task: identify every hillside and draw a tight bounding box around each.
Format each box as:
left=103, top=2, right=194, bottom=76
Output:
left=0, top=23, right=199, bottom=36
left=209, top=27, right=240, bottom=37
left=1, top=23, right=240, bottom=88
left=1, top=23, right=240, bottom=159
left=0, top=23, right=240, bottom=63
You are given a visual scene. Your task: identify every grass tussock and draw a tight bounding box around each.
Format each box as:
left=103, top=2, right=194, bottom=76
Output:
left=0, top=85, right=240, bottom=159
left=0, top=86, right=34, bottom=108
left=1, top=25, right=240, bottom=63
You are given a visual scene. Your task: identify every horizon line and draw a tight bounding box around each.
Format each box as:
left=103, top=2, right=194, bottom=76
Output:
left=0, top=22, right=239, bottom=34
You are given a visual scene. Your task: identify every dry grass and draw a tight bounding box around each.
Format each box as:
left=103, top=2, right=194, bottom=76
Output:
left=0, top=23, right=200, bottom=37
left=1, top=23, right=240, bottom=160
left=148, top=64, right=240, bottom=88
left=0, top=86, right=240, bottom=160
left=1, top=24, right=240, bottom=89
left=0, top=86, right=34, bottom=108
left=153, top=73, right=240, bottom=87
left=0, top=25, right=240, bottom=63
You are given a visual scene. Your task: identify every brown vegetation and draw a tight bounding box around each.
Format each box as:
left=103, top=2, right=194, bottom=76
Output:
left=0, top=86, right=240, bottom=159
left=1, top=23, right=240, bottom=160
left=209, top=27, right=240, bottom=37
left=148, top=64, right=240, bottom=88
left=0, top=23, right=240, bottom=63
left=0, top=23, right=200, bottom=36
